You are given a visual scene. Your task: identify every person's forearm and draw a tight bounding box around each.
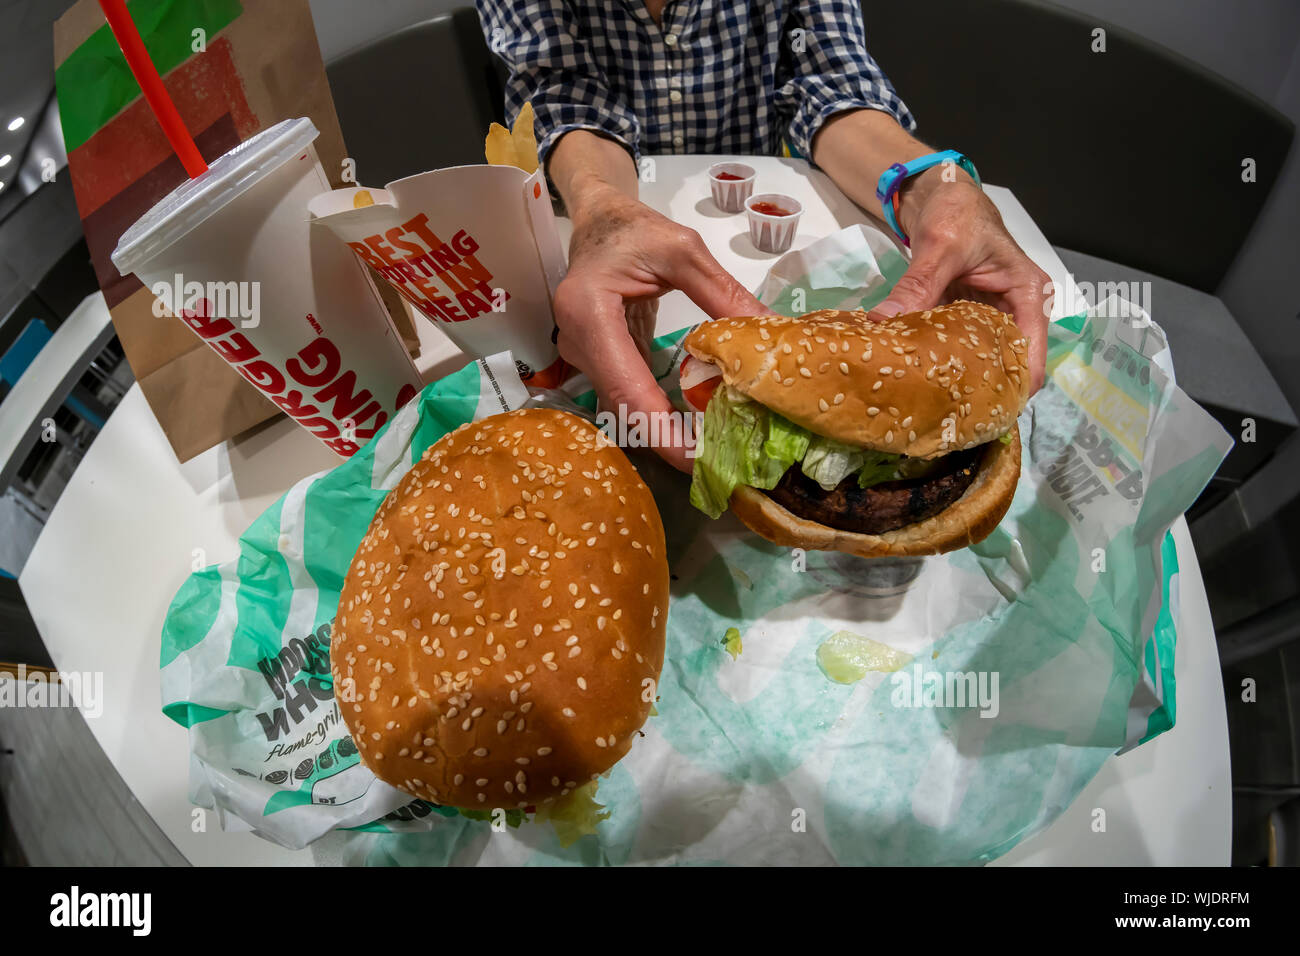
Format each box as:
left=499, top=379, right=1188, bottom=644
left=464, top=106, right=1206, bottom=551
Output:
left=547, top=130, right=640, bottom=225
left=811, top=109, right=976, bottom=236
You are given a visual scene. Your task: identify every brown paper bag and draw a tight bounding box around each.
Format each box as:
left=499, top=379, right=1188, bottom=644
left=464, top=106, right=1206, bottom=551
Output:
left=54, top=0, right=419, bottom=462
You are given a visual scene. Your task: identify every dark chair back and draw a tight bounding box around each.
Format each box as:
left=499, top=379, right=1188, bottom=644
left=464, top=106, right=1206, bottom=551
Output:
left=0, top=576, right=54, bottom=669
left=326, top=8, right=506, bottom=186
left=862, top=0, right=1294, bottom=290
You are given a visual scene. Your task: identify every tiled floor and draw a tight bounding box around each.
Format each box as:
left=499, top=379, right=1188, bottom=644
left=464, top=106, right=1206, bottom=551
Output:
left=0, top=695, right=187, bottom=866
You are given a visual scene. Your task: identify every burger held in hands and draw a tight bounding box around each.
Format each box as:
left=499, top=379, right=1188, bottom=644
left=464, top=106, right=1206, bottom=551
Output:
left=684, top=301, right=1031, bottom=557
left=331, top=408, right=668, bottom=827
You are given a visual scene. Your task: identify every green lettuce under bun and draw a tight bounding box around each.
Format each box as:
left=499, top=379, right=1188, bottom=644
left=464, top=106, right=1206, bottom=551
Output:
left=690, top=387, right=917, bottom=518
left=689, top=386, right=796, bottom=518
left=801, top=435, right=869, bottom=490
left=856, top=449, right=905, bottom=488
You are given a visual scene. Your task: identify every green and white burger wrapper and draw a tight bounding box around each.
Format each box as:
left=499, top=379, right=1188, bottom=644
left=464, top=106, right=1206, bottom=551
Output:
left=161, top=224, right=1231, bottom=863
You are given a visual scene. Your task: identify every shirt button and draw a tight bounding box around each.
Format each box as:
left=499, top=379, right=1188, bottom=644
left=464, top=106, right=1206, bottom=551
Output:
left=669, top=89, right=683, bottom=104
left=673, top=133, right=684, bottom=147
left=664, top=33, right=678, bottom=47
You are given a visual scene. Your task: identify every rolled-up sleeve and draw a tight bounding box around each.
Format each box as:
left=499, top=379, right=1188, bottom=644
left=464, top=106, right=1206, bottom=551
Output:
left=777, top=0, right=917, bottom=158
left=476, top=0, right=642, bottom=166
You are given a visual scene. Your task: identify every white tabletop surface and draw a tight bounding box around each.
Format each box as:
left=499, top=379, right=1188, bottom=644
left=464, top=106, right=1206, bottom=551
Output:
left=18, top=156, right=1230, bottom=865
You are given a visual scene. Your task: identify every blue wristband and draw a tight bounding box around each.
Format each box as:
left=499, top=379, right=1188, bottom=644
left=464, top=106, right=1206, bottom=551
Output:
left=875, top=150, right=981, bottom=247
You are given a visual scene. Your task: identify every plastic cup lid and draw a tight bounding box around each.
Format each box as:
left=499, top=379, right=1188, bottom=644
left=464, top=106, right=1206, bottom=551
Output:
left=111, top=117, right=320, bottom=277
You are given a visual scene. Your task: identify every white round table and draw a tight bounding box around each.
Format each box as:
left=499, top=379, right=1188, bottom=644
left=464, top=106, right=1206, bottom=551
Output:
left=18, top=156, right=1230, bottom=865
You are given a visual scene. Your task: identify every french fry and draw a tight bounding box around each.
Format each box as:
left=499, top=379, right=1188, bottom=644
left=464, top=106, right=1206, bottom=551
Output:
left=510, top=101, right=539, bottom=174
left=352, top=189, right=375, bottom=209
left=484, top=101, right=539, bottom=174
left=485, top=122, right=518, bottom=168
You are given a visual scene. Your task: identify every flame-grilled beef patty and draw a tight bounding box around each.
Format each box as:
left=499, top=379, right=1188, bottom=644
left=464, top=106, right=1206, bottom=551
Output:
left=765, top=447, right=983, bottom=535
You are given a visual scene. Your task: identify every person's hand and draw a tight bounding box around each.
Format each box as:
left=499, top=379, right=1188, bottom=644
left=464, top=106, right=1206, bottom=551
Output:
left=555, top=183, right=766, bottom=471
left=872, top=171, right=1050, bottom=392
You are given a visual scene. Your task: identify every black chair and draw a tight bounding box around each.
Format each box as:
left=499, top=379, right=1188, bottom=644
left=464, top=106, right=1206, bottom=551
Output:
left=325, top=8, right=508, bottom=186
left=862, top=0, right=1293, bottom=290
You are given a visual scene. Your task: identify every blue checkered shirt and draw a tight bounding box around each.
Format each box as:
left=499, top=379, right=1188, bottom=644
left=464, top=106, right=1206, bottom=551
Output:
left=475, top=0, right=916, bottom=167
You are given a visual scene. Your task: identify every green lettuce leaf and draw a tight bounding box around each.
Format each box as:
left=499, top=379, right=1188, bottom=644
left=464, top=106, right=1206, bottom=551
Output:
left=763, top=413, right=811, bottom=463
left=856, top=450, right=904, bottom=488
left=690, top=386, right=794, bottom=518
left=689, top=387, right=946, bottom=516
left=533, top=781, right=610, bottom=848
left=801, top=435, right=869, bottom=490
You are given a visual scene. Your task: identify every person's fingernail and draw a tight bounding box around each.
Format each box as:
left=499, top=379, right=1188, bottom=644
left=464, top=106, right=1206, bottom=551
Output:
left=875, top=299, right=903, bottom=317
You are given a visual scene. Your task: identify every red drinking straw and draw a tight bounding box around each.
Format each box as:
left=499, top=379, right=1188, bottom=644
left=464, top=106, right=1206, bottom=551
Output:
left=97, top=0, right=208, bottom=178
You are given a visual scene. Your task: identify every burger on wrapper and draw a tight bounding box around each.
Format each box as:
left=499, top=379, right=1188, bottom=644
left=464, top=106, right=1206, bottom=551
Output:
left=684, top=302, right=1031, bottom=558
left=331, top=408, right=667, bottom=834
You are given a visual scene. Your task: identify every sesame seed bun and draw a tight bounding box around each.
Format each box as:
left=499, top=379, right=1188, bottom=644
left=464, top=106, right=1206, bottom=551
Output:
left=683, top=301, right=1030, bottom=458
left=331, top=408, right=667, bottom=811
left=728, top=425, right=1022, bottom=557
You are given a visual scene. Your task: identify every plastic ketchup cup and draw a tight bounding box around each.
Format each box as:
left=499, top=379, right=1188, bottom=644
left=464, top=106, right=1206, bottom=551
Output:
left=744, top=192, right=803, bottom=254
left=707, top=162, right=756, bottom=213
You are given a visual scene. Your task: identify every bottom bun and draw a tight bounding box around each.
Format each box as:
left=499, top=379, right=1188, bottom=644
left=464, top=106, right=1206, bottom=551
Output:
left=729, top=425, right=1022, bottom=558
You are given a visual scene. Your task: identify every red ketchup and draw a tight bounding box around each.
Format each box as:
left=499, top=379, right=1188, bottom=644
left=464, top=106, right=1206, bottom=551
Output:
left=750, top=201, right=792, bottom=217
left=714, top=172, right=745, bottom=181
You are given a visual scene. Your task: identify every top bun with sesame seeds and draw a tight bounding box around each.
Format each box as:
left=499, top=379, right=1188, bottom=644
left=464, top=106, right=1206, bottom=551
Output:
left=683, top=302, right=1031, bottom=558
left=331, top=407, right=668, bottom=812
left=684, top=301, right=1030, bottom=459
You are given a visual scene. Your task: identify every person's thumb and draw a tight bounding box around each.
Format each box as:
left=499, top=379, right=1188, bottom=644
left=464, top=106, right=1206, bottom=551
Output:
left=871, top=246, right=962, bottom=319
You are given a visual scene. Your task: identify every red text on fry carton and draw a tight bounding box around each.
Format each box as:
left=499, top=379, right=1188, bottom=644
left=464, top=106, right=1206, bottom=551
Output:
left=345, top=213, right=510, bottom=324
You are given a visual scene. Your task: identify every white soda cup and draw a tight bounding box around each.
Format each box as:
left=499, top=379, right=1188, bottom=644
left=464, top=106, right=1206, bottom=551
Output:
left=111, top=117, right=423, bottom=457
